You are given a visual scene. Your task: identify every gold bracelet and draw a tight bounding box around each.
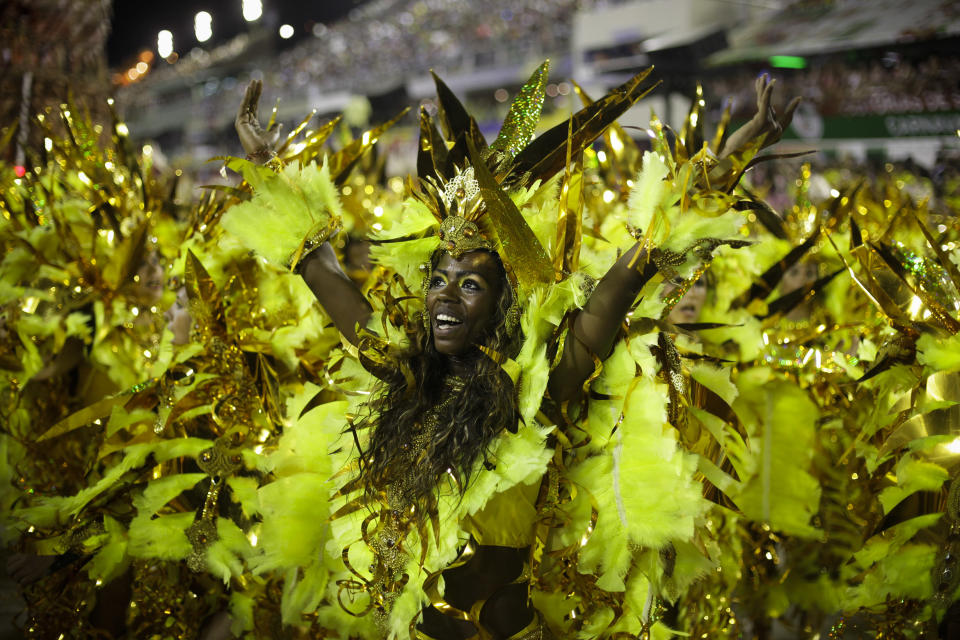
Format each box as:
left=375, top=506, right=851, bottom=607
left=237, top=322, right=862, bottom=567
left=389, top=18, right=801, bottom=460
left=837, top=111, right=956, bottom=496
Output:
left=246, top=147, right=283, bottom=173
left=264, top=154, right=284, bottom=173
left=286, top=216, right=343, bottom=271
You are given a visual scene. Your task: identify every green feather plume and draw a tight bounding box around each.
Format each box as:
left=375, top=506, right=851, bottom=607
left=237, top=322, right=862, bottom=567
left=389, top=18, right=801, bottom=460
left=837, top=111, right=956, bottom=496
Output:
left=917, top=332, right=960, bottom=372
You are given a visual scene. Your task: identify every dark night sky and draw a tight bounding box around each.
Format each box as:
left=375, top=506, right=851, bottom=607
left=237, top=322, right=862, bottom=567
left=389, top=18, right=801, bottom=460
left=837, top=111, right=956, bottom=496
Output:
left=107, top=1, right=367, bottom=67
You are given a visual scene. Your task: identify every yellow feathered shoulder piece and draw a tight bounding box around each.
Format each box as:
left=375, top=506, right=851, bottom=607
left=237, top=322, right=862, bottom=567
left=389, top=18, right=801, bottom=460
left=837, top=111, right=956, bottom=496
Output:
left=220, top=158, right=344, bottom=268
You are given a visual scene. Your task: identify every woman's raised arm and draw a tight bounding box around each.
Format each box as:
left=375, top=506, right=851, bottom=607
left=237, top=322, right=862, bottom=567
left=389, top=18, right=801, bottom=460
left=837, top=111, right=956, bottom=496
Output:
left=235, top=80, right=371, bottom=344
left=297, top=244, right=371, bottom=345
left=548, top=242, right=657, bottom=402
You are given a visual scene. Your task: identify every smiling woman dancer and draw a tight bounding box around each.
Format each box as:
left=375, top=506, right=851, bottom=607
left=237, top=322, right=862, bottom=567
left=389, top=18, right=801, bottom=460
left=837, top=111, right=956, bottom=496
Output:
left=230, top=65, right=796, bottom=639
left=238, top=101, right=652, bottom=640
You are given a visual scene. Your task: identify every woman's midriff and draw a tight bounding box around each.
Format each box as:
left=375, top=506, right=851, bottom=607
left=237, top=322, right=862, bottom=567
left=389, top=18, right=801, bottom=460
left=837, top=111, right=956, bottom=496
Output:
left=418, top=544, right=533, bottom=640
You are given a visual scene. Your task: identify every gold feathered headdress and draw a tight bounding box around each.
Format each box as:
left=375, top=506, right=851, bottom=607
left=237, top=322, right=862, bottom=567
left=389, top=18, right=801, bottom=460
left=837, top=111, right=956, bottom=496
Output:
left=408, top=61, right=658, bottom=293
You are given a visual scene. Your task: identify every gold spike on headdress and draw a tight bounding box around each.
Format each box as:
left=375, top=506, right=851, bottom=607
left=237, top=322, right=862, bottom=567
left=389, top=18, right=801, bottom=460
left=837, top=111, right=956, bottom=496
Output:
left=488, top=60, right=549, bottom=163
left=467, top=135, right=553, bottom=289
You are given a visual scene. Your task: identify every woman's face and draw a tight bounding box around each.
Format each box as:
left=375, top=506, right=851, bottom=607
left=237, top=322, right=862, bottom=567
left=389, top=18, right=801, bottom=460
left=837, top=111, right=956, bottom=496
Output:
left=666, top=277, right=708, bottom=324
left=164, top=287, right=192, bottom=345
left=781, top=261, right=818, bottom=294
left=425, top=251, right=504, bottom=356
left=133, top=252, right=165, bottom=303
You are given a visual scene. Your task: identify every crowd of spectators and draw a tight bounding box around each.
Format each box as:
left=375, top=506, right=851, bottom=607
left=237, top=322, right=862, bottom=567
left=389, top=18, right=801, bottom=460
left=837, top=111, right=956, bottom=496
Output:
left=279, top=0, right=583, bottom=94
left=709, top=53, right=960, bottom=120
left=114, top=0, right=960, bottom=173
left=744, top=150, right=960, bottom=226
left=2, top=0, right=112, bottom=161
left=118, top=0, right=628, bottom=115
left=114, top=0, right=642, bottom=166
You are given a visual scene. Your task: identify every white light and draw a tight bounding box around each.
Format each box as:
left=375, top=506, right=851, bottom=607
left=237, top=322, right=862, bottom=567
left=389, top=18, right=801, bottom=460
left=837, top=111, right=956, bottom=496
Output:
left=609, top=131, right=624, bottom=154
left=242, top=0, right=262, bottom=22
left=157, top=30, right=174, bottom=58
left=279, top=24, right=294, bottom=39
left=945, top=437, right=960, bottom=454
left=908, top=295, right=923, bottom=317
left=195, top=11, right=213, bottom=43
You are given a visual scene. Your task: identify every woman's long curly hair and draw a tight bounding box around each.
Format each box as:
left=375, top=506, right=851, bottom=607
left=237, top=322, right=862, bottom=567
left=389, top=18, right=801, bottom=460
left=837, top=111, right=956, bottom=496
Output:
left=357, top=250, right=521, bottom=513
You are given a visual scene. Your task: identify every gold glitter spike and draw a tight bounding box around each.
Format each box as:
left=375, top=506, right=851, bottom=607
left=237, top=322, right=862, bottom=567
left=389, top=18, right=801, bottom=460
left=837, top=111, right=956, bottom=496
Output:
left=254, top=352, right=285, bottom=427
left=490, top=61, right=550, bottom=161
left=477, top=345, right=521, bottom=384
left=504, top=67, right=658, bottom=189
left=762, top=268, right=842, bottom=319
left=736, top=184, right=789, bottom=240
left=466, top=136, right=553, bottom=290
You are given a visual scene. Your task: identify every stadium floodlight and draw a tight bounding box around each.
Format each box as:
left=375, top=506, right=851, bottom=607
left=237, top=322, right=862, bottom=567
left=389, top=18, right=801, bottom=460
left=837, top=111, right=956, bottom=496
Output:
left=158, top=30, right=174, bottom=58
left=242, top=0, right=263, bottom=22
left=195, top=11, right=213, bottom=43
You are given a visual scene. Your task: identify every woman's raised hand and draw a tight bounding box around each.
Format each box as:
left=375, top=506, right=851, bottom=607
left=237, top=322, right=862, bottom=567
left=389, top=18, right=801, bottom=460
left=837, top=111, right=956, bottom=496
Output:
left=749, top=73, right=802, bottom=149
left=719, top=74, right=801, bottom=159
left=235, top=79, right=283, bottom=162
